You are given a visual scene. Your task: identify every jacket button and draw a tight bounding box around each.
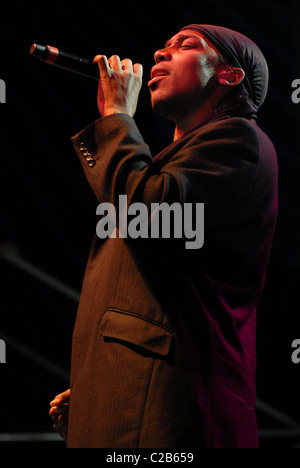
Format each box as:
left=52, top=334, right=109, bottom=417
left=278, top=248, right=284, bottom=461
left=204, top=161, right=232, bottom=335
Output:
left=88, top=160, right=96, bottom=167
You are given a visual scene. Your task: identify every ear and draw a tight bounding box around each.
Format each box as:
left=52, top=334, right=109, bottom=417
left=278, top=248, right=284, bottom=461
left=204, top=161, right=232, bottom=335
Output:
left=218, top=67, right=245, bottom=87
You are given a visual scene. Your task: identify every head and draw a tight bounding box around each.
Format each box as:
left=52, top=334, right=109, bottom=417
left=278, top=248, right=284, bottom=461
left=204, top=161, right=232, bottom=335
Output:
left=148, top=25, right=268, bottom=128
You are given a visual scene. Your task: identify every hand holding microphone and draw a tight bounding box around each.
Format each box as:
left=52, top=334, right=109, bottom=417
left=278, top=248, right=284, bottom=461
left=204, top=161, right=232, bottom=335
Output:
left=30, top=44, right=143, bottom=117
left=94, top=54, right=143, bottom=117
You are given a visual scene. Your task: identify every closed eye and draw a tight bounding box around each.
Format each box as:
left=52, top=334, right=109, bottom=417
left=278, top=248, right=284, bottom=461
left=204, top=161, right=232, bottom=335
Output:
left=180, top=40, right=199, bottom=49
left=164, top=35, right=202, bottom=50
left=180, top=45, right=196, bottom=49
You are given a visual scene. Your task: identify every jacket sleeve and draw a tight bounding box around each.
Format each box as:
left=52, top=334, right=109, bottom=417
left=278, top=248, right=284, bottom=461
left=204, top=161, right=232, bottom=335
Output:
left=71, top=113, right=260, bottom=232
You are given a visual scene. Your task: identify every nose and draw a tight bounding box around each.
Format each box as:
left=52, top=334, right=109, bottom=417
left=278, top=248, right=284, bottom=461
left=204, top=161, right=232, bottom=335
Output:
left=154, top=47, right=172, bottom=64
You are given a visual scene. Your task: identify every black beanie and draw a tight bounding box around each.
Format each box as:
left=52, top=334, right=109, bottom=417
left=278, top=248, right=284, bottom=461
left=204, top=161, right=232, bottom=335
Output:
left=180, top=24, right=269, bottom=111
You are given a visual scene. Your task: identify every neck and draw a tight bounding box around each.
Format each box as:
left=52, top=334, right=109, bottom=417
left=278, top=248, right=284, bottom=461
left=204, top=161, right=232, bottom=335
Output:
left=173, top=88, right=232, bottom=141
left=173, top=102, right=216, bottom=141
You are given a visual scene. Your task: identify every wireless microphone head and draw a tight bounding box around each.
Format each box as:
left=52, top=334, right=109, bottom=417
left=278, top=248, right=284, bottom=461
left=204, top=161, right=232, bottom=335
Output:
left=30, top=43, right=48, bottom=60
left=30, top=44, right=99, bottom=81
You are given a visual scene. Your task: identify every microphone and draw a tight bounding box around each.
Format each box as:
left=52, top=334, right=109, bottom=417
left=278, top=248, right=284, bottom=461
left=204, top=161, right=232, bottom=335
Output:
left=30, top=44, right=99, bottom=81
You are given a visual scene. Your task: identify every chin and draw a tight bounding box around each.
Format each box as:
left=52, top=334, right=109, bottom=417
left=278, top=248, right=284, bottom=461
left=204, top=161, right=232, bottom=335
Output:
left=151, top=93, right=178, bottom=121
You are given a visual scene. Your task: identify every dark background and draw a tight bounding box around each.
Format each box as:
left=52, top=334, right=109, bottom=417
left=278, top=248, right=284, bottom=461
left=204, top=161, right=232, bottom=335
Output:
left=0, top=0, right=299, bottom=448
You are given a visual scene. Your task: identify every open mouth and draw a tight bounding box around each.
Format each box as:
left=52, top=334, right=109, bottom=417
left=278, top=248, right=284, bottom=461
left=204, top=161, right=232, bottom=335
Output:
left=148, top=68, right=169, bottom=90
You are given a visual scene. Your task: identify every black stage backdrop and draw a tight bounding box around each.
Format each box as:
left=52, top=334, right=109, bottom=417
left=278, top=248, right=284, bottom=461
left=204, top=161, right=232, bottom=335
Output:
left=0, top=0, right=299, bottom=448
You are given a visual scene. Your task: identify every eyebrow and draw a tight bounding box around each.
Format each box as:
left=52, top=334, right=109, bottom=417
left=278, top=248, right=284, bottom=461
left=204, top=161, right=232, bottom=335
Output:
left=164, top=34, right=201, bottom=48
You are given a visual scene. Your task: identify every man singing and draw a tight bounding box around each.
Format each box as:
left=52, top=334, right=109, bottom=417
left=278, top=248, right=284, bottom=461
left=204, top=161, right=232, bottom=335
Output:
left=49, top=24, right=278, bottom=448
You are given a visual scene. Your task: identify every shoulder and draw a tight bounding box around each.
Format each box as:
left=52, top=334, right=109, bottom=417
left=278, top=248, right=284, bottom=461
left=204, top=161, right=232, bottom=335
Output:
left=200, top=117, right=276, bottom=151
left=186, top=117, right=276, bottom=162
left=195, top=117, right=261, bottom=144
left=179, top=117, right=261, bottom=163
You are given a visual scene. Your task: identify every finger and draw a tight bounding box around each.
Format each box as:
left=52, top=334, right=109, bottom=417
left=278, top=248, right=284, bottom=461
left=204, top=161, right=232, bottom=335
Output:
left=121, top=58, right=133, bottom=73
left=50, top=397, right=66, bottom=407
left=108, top=55, right=122, bottom=74
left=94, top=55, right=112, bottom=79
left=133, top=63, right=143, bottom=80
left=49, top=405, right=69, bottom=420
left=52, top=412, right=69, bottom=430
left=55, top=413, right=69, bottom=427
left=53, top=414, right=69, bottom=437
left=50, top=389, right=70, bottom=407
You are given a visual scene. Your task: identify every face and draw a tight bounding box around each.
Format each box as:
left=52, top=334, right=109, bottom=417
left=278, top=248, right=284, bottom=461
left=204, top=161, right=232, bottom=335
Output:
left=148, top=30, right=222, bottom=121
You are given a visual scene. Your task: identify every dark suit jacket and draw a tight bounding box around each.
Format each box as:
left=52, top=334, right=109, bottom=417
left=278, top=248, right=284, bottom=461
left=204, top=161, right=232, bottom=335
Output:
left=67, top=114, right=278, bottom=448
